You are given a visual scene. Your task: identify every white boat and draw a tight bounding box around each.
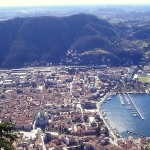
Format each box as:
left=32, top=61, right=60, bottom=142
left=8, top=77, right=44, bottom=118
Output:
left=132, top=114, right=138, bottom=117
left=107, top=97, right=111, bottom=100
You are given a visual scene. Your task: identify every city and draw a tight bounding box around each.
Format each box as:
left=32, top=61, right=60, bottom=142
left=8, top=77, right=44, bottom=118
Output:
left=0, top=65, right=150, bottom=149
left=0, top=0, right=150, bottom=149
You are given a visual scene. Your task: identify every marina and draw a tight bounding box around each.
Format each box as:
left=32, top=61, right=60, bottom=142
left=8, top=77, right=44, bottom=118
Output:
left=127, top=93, right=144, bottom=120
left=101, top=93, right=150, bottom=138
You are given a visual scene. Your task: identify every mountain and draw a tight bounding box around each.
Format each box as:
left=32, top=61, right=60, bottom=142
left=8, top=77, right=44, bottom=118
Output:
left=0, top=13, right=143, bottom=68
left=132, top=28, right=150, bottom=40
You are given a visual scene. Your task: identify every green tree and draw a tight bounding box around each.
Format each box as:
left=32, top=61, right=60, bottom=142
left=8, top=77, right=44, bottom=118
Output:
left=0, top=122, right=17, bottom=150
left=147, top=143, right=150, bottom=150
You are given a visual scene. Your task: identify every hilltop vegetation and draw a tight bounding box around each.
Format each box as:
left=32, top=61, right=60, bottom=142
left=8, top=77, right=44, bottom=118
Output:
left=80, top=49, right=122, bottom=66
left=0, top=13, right=146, bottom=68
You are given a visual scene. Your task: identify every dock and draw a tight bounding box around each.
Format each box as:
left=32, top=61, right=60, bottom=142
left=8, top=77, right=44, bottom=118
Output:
left=123, top=93, right=130, bottom=105
left=127, top=93, right=144, bottom=120
left=118, top=93, right=125, bottom=105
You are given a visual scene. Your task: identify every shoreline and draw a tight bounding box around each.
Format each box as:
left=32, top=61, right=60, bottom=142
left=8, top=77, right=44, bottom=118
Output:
left=98, top=92, right=150, bottom=139
left=97, top=91, right=150, bottom=140
left=96, top=91, right=119, bottom=142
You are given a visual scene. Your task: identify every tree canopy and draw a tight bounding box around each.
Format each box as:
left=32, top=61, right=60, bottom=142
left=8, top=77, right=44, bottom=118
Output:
left=0, top=121, right=17, bottom=150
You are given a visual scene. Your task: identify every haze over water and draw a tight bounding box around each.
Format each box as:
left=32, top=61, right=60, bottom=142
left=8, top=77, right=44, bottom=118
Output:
left=101, top=94, right=150, bottom=138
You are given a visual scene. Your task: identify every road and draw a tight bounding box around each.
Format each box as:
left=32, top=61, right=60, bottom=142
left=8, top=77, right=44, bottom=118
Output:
left=41, top=134, right=46, bottom=150
left=97, top=92, right=118, bottom=145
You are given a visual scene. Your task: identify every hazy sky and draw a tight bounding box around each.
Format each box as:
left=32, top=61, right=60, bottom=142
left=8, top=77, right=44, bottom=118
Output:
left=0, top=0, right=150, bottom=7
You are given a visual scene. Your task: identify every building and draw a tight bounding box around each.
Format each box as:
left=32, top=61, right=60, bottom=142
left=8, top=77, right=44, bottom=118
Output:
left=36, top=108, right=49, bottom=129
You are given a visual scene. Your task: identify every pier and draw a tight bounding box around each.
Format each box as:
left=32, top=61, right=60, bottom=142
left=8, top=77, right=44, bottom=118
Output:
left=118, top=93, right=125, bottom=105
left=127, top=93, right=144, bottom=120
left=123, top=93, right=130, bottom=105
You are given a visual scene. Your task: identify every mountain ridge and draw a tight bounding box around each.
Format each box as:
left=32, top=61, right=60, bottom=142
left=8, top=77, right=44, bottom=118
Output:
left=0, top=13, right=144, bottom=68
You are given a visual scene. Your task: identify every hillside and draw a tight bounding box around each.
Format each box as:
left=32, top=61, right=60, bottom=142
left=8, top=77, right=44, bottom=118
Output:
left=80, top=49, right=122, bottom=66
left=0, top=14, right=144, bottom=68
left=132, top=28, right=150, bottom=40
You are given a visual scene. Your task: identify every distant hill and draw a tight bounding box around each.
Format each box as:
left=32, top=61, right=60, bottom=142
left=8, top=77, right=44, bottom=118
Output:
left=132, top=28, right=150, bottom=40
left=0, top=13, right=144, bottom=68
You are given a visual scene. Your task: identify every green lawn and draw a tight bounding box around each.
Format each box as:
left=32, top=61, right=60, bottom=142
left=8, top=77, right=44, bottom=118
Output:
left=139, top=76, right=150, bottom=83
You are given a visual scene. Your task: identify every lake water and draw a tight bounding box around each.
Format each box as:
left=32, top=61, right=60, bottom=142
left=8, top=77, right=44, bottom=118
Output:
left=101, top=93, right=150, bottom=138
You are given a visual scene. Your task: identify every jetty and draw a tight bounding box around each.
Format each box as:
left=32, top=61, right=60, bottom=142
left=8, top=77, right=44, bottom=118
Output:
left=118, top=93, right=125, bottom=105
left=123, top=93, right=130, bottom=105
left=127, top=93, right=144, bottom=120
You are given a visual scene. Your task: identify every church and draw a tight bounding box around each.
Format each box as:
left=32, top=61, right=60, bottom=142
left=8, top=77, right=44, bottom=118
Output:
left=35, top=108, right=49, bottom=129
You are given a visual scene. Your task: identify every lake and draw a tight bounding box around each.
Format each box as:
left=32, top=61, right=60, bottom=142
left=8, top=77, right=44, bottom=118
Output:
left=101, top=93, right=150, bottom=138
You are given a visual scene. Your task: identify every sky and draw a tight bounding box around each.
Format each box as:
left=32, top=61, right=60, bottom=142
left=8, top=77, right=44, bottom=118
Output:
left=0, top=0, right=150, bottom=7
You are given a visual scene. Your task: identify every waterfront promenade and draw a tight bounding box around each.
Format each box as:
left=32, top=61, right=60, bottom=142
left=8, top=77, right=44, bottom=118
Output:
left=96, top=92, right=118, bottom=144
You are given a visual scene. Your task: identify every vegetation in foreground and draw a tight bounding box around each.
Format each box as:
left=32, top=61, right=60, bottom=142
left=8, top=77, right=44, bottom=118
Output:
left=0, top=122, right=17, bottom=150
